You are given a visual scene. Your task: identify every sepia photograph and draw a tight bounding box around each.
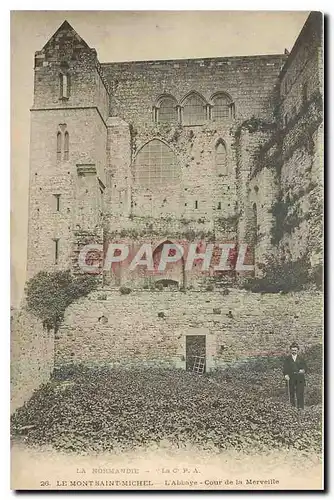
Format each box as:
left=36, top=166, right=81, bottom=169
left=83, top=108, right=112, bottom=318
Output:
left=10, top=10, right=324, bottom=491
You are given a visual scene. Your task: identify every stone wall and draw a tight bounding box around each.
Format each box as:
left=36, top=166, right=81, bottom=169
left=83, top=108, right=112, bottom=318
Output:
left=27, top=107, right=107, bottom=279
left=279, top=102, right=323, bottom=264
left=99, top=55, right=289, bottom=286
left=11, top=309, right=54, bottom=413
left=27, top=21, right=109, bottom=279
left=56, top=289, right=322, bottom=371
left=277, top=12, right=323, bottom=265
left=105, top=119, right=241, bottom=225
left=33, top=21, right=109, bottom=119
left=236, top=125, right=278, bottom=269
left=246, top=12, right=323, bottom=269
left=102, top=55, right=286, bottom=126
left=249, top=164, right=278, bottom=269
left=279, top=12, right=322, bottom=124
left=26, top=15, right=323, bottom=287
left=102, top=54, right=286, bottom=228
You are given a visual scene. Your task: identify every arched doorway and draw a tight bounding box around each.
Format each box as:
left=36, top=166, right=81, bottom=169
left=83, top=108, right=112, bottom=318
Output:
left=152, top=240, right=185, bottom=288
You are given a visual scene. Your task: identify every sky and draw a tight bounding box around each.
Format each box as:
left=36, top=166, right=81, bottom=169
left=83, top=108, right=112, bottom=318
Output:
left=10, top=10, right=310, bottom=306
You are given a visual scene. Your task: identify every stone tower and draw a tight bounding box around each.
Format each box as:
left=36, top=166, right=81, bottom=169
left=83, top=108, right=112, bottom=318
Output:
left=27, top=21, right=109, bottom=279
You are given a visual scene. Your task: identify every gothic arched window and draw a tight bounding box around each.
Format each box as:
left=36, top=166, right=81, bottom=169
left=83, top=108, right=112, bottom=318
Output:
left=212, top=93, right=234, bottom=120
left=134, top=139, right=178, bottom=188
left=182, top=93, right=206, bottom=126
left=56, top=132, right=62, bottom=161
left=215, top=140, right=227, bottom=174
left=157, top=96, right=178, bottom=123
left=64, top=131, right=69, bottom=161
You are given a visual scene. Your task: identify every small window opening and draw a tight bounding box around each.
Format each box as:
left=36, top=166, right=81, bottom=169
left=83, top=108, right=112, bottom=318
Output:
left=60, top=73, right=69, bottom=99
left=56, top=132, right=62, bottom=160
left=53, top=194, right=61, bottom=212
left=64, top=131, right=69, bottom=161
left=53, top=238, right=59, bottom=264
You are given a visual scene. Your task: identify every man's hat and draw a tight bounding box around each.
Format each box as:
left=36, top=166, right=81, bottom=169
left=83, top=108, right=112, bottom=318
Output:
left=290, top=342, right=299, bottom=349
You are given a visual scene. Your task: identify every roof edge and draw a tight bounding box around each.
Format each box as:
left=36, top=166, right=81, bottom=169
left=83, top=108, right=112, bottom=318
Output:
left=100, top=53, right=287, bottom=67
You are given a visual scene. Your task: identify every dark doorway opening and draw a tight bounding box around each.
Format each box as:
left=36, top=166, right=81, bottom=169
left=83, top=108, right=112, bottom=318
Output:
left=186, top=335, right=206, bottom=374
left=155, top=279, right=179, bottom=289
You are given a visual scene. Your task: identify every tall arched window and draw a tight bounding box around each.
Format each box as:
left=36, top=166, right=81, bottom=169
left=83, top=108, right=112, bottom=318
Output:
left=134, top=139, right=178, bottom=188
left=182, top=93, right=206, bottom=126
left=64, top=131, right=69, bottom=161
left=215, top=140, right=227, bottom=174
left=212, top=93, right=233, bottom=120
left=56, top=132, right=62, bottom=161
left=157, top=96, right=178, bottom=123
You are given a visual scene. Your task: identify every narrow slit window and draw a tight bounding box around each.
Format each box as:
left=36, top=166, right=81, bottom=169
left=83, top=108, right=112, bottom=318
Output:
left=64, top=131, right=69, bottom=161
left=53, top=194, right=61, bottom=212
left=217, top=201, right=221, bottom=210
left=195, top=200, right=198, bottom=209
left=60, top=73, right=69, bottom=99
left=252, top=203, right=258, bottom=243
left=57, top=132, right=62, bottom=160
left=53, top=238, right=59, bottom=265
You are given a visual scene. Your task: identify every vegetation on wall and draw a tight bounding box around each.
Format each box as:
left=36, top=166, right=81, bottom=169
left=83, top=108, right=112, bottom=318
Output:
left=235, top=116, right=276, bottom=138
left=242, top=254, right=311, bottom=293
left=107, top=226, right=217, bottom=242
left=251, top=91, right=322, bottom=180
left=269, top=178, right=320, bottom=246
left=269, top=186, right=315, bottom=246
left=269, top=197, right=289, bottom=246
left=25, top=271, right=98, bottom=332
left=214, top=214, right=239, bottom=232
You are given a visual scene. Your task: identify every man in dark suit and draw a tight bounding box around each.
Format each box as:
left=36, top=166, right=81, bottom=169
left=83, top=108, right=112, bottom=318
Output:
left=283, top=342, right=307, bottom=409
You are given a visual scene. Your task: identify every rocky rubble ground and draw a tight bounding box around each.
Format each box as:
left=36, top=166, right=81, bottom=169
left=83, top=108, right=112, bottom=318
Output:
left=11, top=358, right=322, bottom=455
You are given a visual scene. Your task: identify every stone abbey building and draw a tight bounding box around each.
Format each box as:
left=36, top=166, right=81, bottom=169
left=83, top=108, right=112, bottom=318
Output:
left=10, top=13, right=323, bottom=406
left=27, top=12, right=323, bottom=290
